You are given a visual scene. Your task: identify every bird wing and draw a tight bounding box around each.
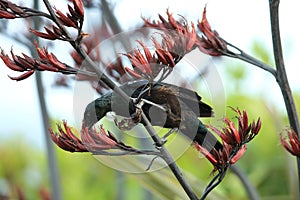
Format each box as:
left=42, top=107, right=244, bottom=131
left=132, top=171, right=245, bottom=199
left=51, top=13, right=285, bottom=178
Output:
left=115, top=80, right=213, bottom=118
left=154, top=82, right=213, bottom=117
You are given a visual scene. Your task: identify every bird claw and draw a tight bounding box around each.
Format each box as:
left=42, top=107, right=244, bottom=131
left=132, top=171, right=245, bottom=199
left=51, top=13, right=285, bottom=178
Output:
left=154, top=128, right=178, bottom=148
left=162, top=128, right=178, bottom=141
left=154, top=140, right=167, bottom=149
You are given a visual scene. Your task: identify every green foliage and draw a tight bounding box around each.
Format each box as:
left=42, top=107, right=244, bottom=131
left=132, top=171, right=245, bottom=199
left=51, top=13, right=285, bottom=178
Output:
left=225, top=63, right=247, bottom=83
left=251, top=40, right=274, bottom=66
left=0, top=136, right=47, bottom=199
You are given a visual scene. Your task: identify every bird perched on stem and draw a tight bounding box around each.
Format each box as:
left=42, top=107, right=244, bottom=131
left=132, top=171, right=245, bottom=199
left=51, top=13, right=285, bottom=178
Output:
left=83, top=80, right=222, bottom=152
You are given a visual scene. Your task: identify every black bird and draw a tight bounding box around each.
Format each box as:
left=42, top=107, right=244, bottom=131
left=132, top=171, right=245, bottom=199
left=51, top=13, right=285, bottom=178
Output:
left=83, top=80, right=222, bottom=152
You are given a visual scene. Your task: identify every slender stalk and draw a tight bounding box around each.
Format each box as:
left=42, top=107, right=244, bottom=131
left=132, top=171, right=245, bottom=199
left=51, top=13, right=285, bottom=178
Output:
left=100, top=0, right=122, bottom=34
left=100, top=0, right=132, bottom=51
left=269, top=1, right=300, bottom=133
left=142, top=113, right=198, bottom=200
left=269, top=0, right=300, bottom=197
left=200, top=173, right=222, bottom=200
left=233, top=51, right=276, bottom=77
left=224, top=42, right=277, bottom=76
left=204, top=172, right=221, bottom=192
left=35, top=72, right=62, bottom=200
left=32, top=1, right=62, bottom=200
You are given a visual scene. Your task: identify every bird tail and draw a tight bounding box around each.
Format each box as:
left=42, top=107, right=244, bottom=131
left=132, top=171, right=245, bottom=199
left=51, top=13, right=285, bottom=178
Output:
left=193, top=122, right=223, bottom=152
left=180, top=120, right=222, bottom=152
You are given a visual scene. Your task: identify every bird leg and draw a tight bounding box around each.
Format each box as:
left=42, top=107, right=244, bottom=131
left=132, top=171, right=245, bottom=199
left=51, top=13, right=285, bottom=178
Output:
left=134, top=83, right=151, bottom=104
left=155, top=128, right=179, bottom=147
left=162, top=128, right=179, bottom=141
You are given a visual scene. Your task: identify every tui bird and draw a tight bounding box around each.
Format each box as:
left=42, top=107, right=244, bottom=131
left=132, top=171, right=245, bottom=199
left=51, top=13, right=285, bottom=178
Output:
left=83, top=80, right=222, bottom=152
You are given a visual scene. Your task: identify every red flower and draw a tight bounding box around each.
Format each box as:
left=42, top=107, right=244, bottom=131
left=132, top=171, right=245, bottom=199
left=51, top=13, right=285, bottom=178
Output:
left=281, top=129, right=300, bottom=157
left=0, top=1, right=22, bottom=19
left=29, top=0, right=84, bottom=41
left=0, top=10, right=15, bottom=18
left=195, top=142, right=246, bottom=173
left=81, top=125, right=118, bottom=151
left=0, top=42, right=80, bottom=81
left=30, top=25, right=66, bottom=40
left=49, top=121, right=137, bottom=154
left=124, top=33, right=196, bottom=82
left=143, top=8, right=229, bottom=57
left=207, top=108, right=261, bottom=146
left=143, top=9, right=198, bottom=55
left=196, top=6, right=228, bottom=56
left=55, top=8, right=77, bottom=28
left=50, top=121, right=87, bottom=152
left=195, top=108, right=261, bottom=173
left=69, top=0, right=84, bottom=17
left=0, top=49, right=36, bottom=80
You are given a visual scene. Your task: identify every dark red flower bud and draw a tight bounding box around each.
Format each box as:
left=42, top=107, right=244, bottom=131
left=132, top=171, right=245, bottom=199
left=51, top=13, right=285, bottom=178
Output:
left=0, top=10, right=15, bottom=19
left=281, top=129, right=300, bottom=157
left=124, top=67, right=142, bottom=79
left=0, top=50, right=24, bottom=71
left=69, top=0, right=84, bottom=17
left=55, top=8, right=77, bottom=28
left=197, top=6, right=228, bottom=56
left=251, top=117, right=262, bottom=135
left=8, top=70, right=34, bottom=81
left=30, top=28, right=58, bottom=40
left=198, top=108, right=261, bottom=173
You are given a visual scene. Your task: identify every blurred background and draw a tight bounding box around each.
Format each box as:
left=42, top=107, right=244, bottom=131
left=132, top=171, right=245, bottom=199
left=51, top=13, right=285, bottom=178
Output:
left=0, top=0, right=299, bottom=199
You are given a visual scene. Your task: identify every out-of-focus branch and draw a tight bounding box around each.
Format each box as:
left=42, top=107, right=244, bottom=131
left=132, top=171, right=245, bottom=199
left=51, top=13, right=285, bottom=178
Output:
left=32, top=0, right=62, bottom=200
left=100, top=0, right=122, bottom=34
left=230, top=165, right=259, bottom=200
left=100, top=0, right=132, bottom=50
left=35, top=71, right=62, bottom=200
left=269, top=0, right=300, bottom=198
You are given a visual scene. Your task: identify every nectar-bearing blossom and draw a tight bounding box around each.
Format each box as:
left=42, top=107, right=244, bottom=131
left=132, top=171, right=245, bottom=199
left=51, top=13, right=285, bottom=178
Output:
left=0, top=42, right=80, bottom=81
left=143, top=7, right=229, bottom=57
left=123, top=39, right=177, bottom=81
left=195, top=142, right=247, bottom=173
left=69, top=0, right=84, bottom=17
left=196, top=6, right=228, bottom=56
left=50, top=121, right=87, bottom=152
left=123, top=28, right=198, bottom=82
left=207, top=108, right=261, bottom=146
left=143, top=9, right=198, bottom=55
left=30, top=0, right=85, bottom=40
left=49, top=121, right=137, bottom=154
left=195, top=108, right=261, bottom=173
